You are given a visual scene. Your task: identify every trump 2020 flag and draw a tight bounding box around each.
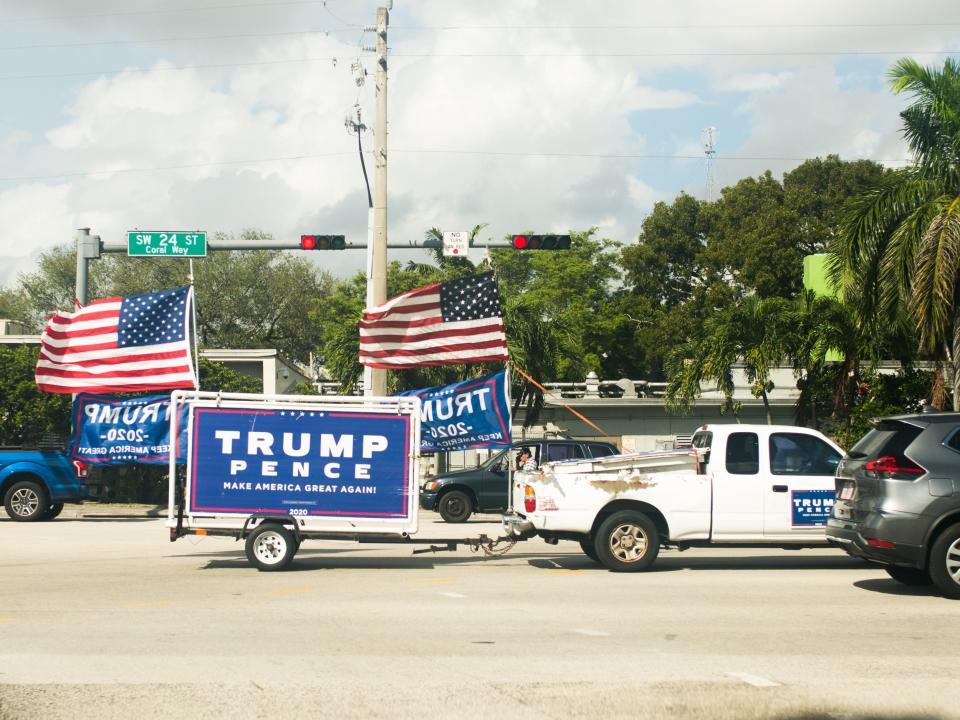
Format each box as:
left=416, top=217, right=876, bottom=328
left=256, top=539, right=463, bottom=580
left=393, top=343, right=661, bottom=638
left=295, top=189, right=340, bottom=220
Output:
left=359, top=272, right=509, bottom=368
left=35, top=286, right=199, bottom=394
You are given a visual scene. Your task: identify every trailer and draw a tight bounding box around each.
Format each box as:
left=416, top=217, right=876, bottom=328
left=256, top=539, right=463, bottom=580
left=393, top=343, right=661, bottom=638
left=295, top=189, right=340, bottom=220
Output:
left=166, top=390, right=516, bottom=570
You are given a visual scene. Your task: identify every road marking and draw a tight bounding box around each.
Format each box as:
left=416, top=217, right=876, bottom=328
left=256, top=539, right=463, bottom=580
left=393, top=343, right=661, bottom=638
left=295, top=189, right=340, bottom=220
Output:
left=439, top=592, right=466, bottom=599
left=121, top=601, right=174, bottom=609
left=272, top=587, right=315, bottom=595
left=573, top=629, right=609, bottom=637
left=725, top=672, right=781, bottom=688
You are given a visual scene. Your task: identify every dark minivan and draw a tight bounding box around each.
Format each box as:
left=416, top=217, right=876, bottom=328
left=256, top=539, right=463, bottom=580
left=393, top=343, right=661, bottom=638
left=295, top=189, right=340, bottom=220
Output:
left=826, top=411, right=960, bottom=598
left=420, top=439, right=619, bottom=522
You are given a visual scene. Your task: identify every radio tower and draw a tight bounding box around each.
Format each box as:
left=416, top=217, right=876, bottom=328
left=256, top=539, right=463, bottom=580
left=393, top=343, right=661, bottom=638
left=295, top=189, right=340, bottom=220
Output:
left=701, top=126, right=718, bottom=201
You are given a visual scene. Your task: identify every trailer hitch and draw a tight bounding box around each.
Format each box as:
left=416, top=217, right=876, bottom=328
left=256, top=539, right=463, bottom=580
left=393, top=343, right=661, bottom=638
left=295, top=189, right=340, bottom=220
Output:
left=412, top=543, right=458, bottom=555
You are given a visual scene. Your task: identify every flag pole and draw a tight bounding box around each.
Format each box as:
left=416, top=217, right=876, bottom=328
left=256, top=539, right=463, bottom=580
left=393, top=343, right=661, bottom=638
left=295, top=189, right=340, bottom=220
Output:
left=187, top=276, right=200, bottom=392
left=505, top=363, right=513, bottom=512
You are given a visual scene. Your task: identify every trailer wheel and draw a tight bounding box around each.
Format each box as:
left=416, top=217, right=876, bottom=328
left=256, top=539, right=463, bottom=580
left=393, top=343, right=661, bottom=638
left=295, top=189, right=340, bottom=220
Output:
left=4, top=480, right=50, bottom=522
left=245, top=524, right=297, bottom=571
left=594, top=511, right=659, bottom=572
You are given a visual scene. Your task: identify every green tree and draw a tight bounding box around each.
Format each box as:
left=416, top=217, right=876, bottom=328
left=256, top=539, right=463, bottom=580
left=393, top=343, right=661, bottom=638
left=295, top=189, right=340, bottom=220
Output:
left=12, top=231, right=336, bottom=362
left=620, top=193, right=706, bottom=308
left=197, top=358, right=262, bottom=393
left=783, top=155, right=888, bottom=256
left=832, top=57, right=960, bottom=409
left=665, top=295, right=792, bottom=424
left=0, top=345, right=72, bottom=445
left=699, top=172, right=805, bottom=298
left=787, top=291, right=862, bottom=427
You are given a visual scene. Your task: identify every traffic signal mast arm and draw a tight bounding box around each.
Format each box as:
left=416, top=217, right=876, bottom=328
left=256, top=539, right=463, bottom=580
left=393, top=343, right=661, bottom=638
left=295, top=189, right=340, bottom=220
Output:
left=90, top=236, right=571, bottom=252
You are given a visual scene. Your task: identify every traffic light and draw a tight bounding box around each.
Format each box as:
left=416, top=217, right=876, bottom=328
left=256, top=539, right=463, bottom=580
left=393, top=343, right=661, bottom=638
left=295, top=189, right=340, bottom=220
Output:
left=300, top=234, right=346, bottom=250
left=510, top=234, right=571, bottom=250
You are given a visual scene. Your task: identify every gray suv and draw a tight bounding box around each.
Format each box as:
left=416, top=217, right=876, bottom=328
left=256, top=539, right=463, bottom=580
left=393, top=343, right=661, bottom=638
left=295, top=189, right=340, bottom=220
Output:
left=826, top=412, right=960, bottom=598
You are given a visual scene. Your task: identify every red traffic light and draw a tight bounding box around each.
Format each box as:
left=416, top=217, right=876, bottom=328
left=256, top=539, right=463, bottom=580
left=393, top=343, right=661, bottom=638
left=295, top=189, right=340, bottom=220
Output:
left=510, top=234, right=571, bottom=250
left=300, top=234, right=346, bottom=250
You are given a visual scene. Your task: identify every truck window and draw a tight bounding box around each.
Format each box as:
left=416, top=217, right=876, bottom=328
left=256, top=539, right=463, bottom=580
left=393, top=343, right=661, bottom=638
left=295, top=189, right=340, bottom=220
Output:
left=587, top=443, right=616, bottom=458
left=545, top=443, right=584, bottom=462
left=725, top=432, right=759, bottom=475
left=692, top=431, right=712, bottom=466
left=769, top=433, right=841, bottom=475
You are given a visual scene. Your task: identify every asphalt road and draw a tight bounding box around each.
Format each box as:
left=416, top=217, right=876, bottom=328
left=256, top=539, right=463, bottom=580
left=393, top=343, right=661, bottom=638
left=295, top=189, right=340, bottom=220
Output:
left=1, top=509, right=958, bottom=720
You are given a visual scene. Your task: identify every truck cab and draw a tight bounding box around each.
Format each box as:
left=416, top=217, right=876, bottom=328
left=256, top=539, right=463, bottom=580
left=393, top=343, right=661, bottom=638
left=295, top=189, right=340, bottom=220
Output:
left=692, top=425, right=843, bottom=541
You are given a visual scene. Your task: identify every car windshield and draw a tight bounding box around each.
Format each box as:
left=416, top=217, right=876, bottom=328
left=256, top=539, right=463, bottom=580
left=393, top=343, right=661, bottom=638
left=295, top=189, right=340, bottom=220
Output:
left=483, top=449, right=509, bottom=469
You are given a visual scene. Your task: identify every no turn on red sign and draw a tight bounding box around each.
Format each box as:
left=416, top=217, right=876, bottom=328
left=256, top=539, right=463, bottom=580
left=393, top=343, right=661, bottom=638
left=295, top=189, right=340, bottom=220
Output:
left=442, top=231, right=469, bottom=257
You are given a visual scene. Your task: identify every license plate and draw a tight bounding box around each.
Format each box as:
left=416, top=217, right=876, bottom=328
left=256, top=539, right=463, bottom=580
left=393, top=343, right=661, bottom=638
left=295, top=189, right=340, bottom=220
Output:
left=838, top=482, right=855, bottom=500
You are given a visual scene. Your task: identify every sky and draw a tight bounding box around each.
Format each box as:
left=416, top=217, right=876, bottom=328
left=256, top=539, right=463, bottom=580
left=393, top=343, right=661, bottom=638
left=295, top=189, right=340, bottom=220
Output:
left=0, top=0, right=957, bottom=292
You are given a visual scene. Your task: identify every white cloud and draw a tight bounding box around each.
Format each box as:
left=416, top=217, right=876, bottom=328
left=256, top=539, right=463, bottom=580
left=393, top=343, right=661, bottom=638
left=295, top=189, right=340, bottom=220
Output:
left=714, top=72, right=793, bottom=93
left=0, top=0, right=955, bottom=293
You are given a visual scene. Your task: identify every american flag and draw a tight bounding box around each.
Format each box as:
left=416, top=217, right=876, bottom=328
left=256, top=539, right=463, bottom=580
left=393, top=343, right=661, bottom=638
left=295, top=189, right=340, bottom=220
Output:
left=359, top=272, right=509, bottom=368
left=35, top=286, right=198, bottom=394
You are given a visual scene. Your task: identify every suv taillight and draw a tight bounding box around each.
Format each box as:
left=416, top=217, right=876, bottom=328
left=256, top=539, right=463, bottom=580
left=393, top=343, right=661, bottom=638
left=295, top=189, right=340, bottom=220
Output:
left=72, top=460, right=88, bottom=478
left=864, top=455, right=924, bottom=479
left=524, top=485, right=536, bottom=512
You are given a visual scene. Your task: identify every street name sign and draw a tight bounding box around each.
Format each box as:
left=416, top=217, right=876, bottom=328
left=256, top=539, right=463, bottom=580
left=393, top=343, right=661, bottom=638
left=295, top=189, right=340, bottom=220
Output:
left=128, top=231, right=207, bottom=257
left=442, top=230, right=469, bottom=257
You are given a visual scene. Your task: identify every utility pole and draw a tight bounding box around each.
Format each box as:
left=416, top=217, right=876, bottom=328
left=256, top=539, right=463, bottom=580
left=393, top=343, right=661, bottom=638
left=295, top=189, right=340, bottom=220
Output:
left=368, top=5, right=389, bottom=397
left=75, top=227, right=102, bottom=306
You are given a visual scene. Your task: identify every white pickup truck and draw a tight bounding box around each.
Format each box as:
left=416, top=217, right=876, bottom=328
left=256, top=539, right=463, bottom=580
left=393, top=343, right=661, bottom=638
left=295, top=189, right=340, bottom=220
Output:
left=502, top=424, right=844, bottom=572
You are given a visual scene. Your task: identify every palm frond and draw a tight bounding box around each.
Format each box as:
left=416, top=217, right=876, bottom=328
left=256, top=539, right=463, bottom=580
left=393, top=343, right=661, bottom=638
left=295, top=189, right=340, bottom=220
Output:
left=910, top=194, right=960, bottom=352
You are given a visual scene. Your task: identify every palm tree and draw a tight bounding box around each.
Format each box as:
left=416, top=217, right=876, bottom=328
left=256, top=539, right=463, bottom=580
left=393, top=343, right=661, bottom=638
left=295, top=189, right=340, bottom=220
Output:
left=832, top=58, right=960, bottom=409
left=788, top=291, right=862, bottom=427
left=666, top=295, right=791, bottom=424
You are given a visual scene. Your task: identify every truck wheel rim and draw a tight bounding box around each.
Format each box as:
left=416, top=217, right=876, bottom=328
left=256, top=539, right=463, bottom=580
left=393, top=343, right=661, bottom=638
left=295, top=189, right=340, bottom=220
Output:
left=609, top=524, right=647, bottom=563
left=10, top=488, right=40, bottom=517
left=254, top=531, right=287, bottom=565
left=947, top=538, right=960, bottom=585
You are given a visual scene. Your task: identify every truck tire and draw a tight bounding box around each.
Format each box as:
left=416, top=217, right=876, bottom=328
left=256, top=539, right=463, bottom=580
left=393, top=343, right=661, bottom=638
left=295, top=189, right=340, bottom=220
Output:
left=438, top=490, right=473, bottom=523
left=594, top=510, right=660, bottom=572
left=245, top=524, right=297, bottom=571
left=4, top=480, right=50, bottom=522
left=884, top=565, right=932, bottom=587
left=41, top=503, right=65, bottom=521
left=579, top=538, right=600, bottom=563
left=928, top=523, right=960, bottom=600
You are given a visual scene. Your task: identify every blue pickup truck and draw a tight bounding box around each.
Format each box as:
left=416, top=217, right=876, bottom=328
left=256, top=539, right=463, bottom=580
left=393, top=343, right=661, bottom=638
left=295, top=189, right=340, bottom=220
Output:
left=1, top=447, right=92, bottom=521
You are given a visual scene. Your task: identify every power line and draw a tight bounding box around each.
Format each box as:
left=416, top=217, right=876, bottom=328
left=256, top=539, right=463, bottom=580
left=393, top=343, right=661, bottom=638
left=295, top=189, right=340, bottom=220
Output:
left=0, top=149, right=913, bottom=183
left=392, top=149, right=913, bottom=163
left=389, top=22, right=960, bottom=31
left=0, top=27, right=356, bottom=51
left=4, top=22, right=959, bottom=52
left=0, top=56, right=340, bottom=81
left=0, top=0, right=359, bottom=27
left=0, top=151, right=353, bottom=182
left=2, top=49, right=956, bottom=81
